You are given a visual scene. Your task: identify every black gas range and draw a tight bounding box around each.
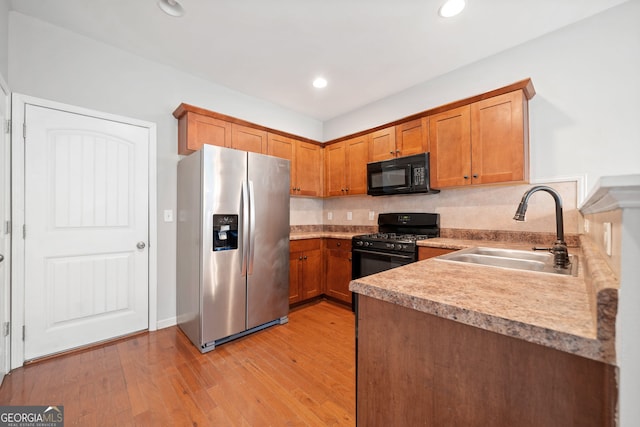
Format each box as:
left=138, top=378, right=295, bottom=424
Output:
left=351, top=212, right=440, bottom=278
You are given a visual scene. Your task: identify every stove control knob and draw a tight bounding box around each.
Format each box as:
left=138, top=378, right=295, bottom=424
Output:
left=356, top=241, right=363, bottom=246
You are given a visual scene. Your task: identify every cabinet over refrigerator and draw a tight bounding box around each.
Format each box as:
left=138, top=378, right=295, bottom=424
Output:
left=177, top=145, right=290, bottom=352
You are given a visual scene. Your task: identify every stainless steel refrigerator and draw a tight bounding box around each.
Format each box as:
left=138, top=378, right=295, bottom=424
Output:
left=176, top=145, right=290, bottom=353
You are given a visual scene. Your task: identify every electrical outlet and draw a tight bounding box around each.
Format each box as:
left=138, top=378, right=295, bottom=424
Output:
left=163, top=209, right=173, bottom=222
left=584, top=219, right=589, bottom=233
left=368, top=211, right=375, bottom=221
left=603, top=222, right=612, bottom=256
left=327, top=211, right=333, bottom=220
left=347, top=212, right=353, bottom=221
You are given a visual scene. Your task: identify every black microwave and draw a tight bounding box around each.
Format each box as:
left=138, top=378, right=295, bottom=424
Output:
left=367, top=152, right=439, bottom=196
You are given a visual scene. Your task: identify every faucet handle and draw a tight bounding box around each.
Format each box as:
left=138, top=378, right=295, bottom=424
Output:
left=532, top=247, right=552, bottom=252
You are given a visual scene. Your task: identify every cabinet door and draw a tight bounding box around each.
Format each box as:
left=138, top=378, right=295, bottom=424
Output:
left=345, top=135, right=369, bottom=195
left=418, top=247, right=454, bottom=260
left=179, top=112, right=232, bottom=154
left=231, top=123, right=267, bottom=154
left=325, top=142, right=346, bottom=197
left=429, top=105, right=472, bottom=188
left=301, top=248, right=323, bottom=300
left=471, top=90, right=527, bottom=185
left=324, top=240, right=352, bottom=304
left=267, top=133, right=296, bottom=194
left=296, top=141, right=323, bottom=197
left=396, top=118, right=428, bottom=157
left=289, top=250, right=302, bottom=304
left=368, top=126, right=397, bottom=162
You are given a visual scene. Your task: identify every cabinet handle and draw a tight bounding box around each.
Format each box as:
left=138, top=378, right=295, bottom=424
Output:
left=337, top=242, right=341, bottom=247
left=299, top=256, right=303, bottom=260
left=345, top=187, right=349, bottom=192
left=303, top=255, right=308, bottom=260
left=473, top=174, right=478, bottom=178
left=389, top=151, right=394, bottom=155
left=463, top=175, right=469, bottom=179
left=348, top=258, right=352, bottom=262
left=395, top=149, right=400, bottom=154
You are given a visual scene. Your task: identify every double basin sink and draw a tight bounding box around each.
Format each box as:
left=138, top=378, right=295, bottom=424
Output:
left=436, top=246, right=578, bottom=276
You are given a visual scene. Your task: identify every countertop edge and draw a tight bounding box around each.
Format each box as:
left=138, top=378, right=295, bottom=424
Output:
left=350, top=280, right=611, bottom=363
left=351, top=237, right=618, bottom=365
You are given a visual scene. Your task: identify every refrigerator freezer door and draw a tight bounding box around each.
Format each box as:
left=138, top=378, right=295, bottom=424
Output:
left=246, top=152, right=290, bottom=329
left=201, top=145, right=248, bottom=344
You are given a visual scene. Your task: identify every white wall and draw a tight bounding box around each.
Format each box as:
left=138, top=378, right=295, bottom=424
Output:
left=0, top=0, right=8, bottom=79
left=7, top=11, right=323, bottom=326
left=324, top=0, right=640, bottom=196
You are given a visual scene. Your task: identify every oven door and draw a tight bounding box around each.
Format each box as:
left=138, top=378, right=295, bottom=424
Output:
left=351, top=248, right=416, bottom=280
left=351, top=247, right=416, bottom=312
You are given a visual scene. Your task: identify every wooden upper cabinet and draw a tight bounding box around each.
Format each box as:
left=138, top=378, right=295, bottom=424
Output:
left=429, top=89, right=529, bottom=188
left=267, top=133, right=295, bottom=193
left=231, top=123, right=267, bottom=154
left=395, top=117, right=429, bottom=158
left=268, top=133, right=322, bottom=197
left=325, top=141, right=346, bottom=197
left=295, top=141, right=323, bottom=197
left=429, top=105, right=472, bottom=188
left=325, top=135, right=368, bottom=197
left=177, top=111, right=232, bottom=154
left=345, top=135, right=369, bottom=195
left=368, top=126, right=396, bottom=162
left=470, top=90, right=528, bottom=185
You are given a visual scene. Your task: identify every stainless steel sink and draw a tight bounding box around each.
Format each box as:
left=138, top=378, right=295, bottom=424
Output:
left=436, top=246, right=578, bottom=276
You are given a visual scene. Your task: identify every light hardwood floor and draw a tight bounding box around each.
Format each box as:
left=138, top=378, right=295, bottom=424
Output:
left=0, top=301, right=355, bottom=426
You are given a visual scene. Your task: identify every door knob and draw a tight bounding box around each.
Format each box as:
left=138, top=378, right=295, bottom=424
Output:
left=0, top=254, right=4, bottom=263
left=136, top=241, right=146, bottom=250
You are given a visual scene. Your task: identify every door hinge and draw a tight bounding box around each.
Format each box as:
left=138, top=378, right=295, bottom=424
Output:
left=2, top=322, right=9, bottom=337
left=23, top=122, right=26, bottom=139
left=3, top=220, right=9, bottom=235
left=4, top=119, right=10, bottom=134
left=23, top=224, right=26, bottom=239
left=22, top=325, right=25, bottom=341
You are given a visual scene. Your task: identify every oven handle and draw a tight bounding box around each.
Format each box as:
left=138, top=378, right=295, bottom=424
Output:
left=352, top=248, right=415, bottom=260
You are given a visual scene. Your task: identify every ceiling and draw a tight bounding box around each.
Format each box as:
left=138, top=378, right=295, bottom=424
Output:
left=9, top=0, right=628, bottom=121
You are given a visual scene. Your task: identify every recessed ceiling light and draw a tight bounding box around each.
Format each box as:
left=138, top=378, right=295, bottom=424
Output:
left=312, top=77, right=328, bottom=89
left=438, top=0, right=466, bottom=18
left=158, top=0, right=185, bottom=17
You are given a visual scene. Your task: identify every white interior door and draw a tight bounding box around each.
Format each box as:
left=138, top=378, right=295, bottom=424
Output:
left=23, top=104, right=149, bottom=360
left=0, top=78, right=9, bottom=384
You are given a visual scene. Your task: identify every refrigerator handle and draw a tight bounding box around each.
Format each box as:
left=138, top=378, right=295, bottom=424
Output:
left=248, top=180, right=256, bottom=275
left=241, top=179, right=249, bottom=276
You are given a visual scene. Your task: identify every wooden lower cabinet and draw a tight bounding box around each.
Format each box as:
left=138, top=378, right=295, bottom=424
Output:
left=289, top=239, right=323, bottom=304
left=356, top=295, right=616, bottom=427
left=324, top=239, right=352, bottom=304
left=418, top=246, right=454, bottom=260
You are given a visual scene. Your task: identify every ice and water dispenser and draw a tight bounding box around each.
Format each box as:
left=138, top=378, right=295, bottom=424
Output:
left=213, top=214, right=238, bottom=251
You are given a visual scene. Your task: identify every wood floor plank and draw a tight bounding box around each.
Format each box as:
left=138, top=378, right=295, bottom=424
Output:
left=0, top=301, right=355, bottom=426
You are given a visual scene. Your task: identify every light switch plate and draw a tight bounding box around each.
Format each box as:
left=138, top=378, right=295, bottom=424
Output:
left=369, top=211, right=375, bottom=221
left=163, top=209, right=174, bottom=222
left=327, top=211, right=333, bottom=220
left=347, top=212, right=353, bottom=221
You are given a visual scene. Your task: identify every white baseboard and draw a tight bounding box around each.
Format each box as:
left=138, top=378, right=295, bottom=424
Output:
left=156, top=316, right=177, bottom=330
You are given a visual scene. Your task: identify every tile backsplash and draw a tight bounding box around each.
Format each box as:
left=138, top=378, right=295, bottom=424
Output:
left=291, top=180, right=580, bottom=236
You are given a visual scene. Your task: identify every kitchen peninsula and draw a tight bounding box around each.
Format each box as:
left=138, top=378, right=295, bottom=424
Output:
left=350, top=234, right=618, bottom=426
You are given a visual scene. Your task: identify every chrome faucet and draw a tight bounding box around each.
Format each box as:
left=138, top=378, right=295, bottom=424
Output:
left=513, top=185, right=571, bottom=269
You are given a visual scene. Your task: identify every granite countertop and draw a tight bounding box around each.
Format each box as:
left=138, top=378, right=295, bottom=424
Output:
left=350, top=236, right=618, bottom=364
left=290, top=231, right=361, bottom=240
